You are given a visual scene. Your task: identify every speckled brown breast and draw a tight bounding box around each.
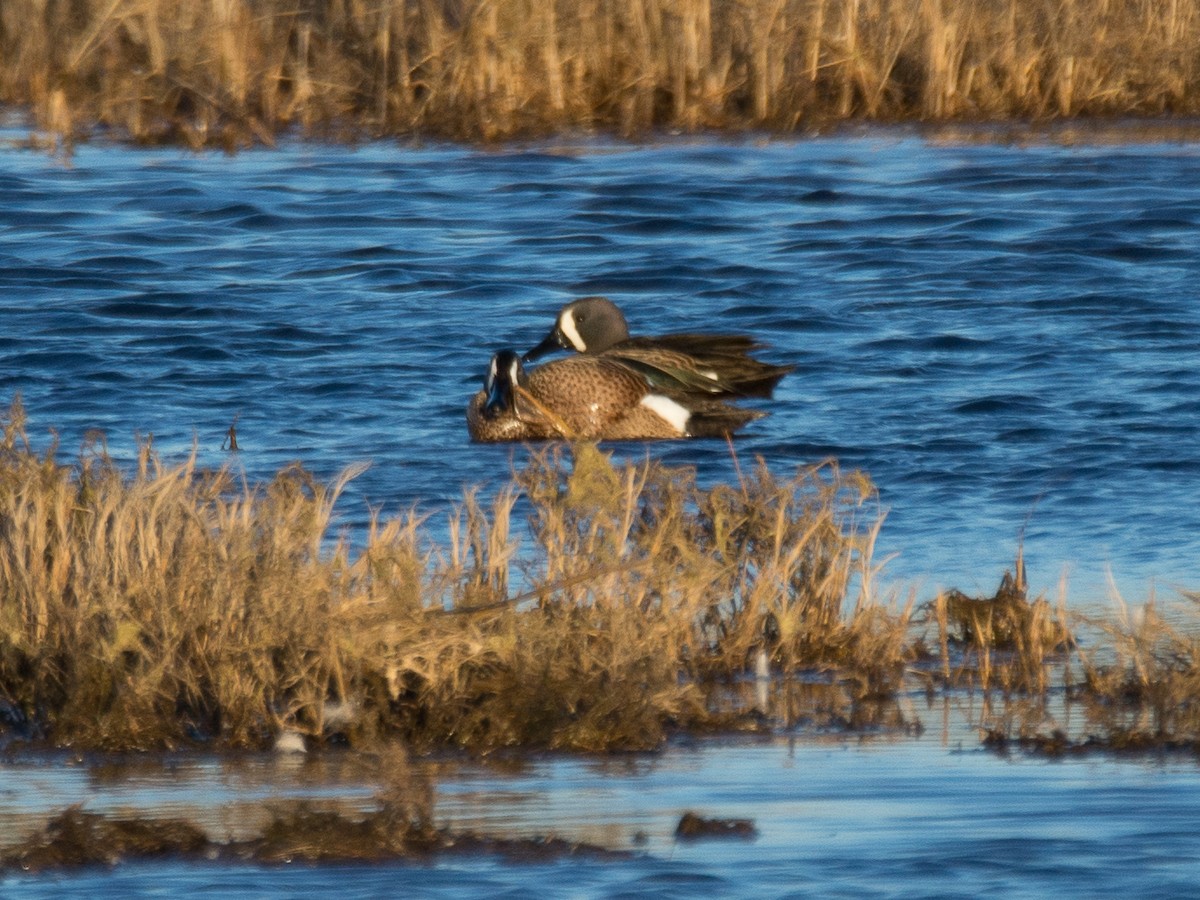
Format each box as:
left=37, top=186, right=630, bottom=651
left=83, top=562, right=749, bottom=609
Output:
left=466, top=390, right=560, bottom=442
left=524, top=357, right=683, bottom=439
left=466, top=356, right=689, bottom=442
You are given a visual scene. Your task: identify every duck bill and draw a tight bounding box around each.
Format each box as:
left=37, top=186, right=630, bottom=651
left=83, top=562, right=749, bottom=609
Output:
left=522, top=327, right=569, bottom=363
left=484, top=379, right=512, bottom=417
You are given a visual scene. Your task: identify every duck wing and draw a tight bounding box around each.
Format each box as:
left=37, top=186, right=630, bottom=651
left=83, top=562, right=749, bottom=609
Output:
left=605, top=335, right=793, bottom=399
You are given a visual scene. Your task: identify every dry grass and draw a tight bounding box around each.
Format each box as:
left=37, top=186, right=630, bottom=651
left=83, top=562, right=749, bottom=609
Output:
left=1070, top=593, right=1200, bottom=746
left=953, top=587, right=1200, bottom=755
left=0, top=399, right=389, bottom=749
left=926, top=551, right=1074, bottom=695
left=0, top=399, right=901, bottom=752
left=3, top=0, right=1200, bottom=149
left=7, top=395, right=1200, bottom=755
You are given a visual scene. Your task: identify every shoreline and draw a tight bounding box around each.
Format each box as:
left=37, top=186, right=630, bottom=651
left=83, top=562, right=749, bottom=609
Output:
left=5, top=0, right=1200, bottom=151
left=9, top=110, right=1200, bottom=154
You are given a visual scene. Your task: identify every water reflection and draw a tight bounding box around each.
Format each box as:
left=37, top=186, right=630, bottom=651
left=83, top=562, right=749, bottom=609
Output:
left=7, top=694, right=1200, bottom=897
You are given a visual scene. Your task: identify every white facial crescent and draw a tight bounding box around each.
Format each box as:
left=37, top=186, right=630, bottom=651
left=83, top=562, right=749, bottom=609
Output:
left=559, top=309, right=587, bottom=352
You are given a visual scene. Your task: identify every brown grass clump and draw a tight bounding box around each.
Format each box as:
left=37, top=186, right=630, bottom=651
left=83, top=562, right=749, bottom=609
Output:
left=0, top=399, right=397, bottom=749
left=1072, top=594, right=1200, bottom=746
left=926, top=551, right=1073, bottom=694
left=383, top=444, right=902, bottom=750
left=517, top=445, right=900, bottom=679
left=0, top=399, right=902, bottom=752
left=960, top=590, right=1200, bottom=756
left=4, top=0, right=1200, bottom=149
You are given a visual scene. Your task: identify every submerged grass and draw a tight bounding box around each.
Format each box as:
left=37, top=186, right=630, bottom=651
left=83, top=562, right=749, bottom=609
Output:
left=4, top=0, right=1200, bottom=149
left=945, top=586, right=1200, bottom=756
left=0, top=399, right=898, bottom=752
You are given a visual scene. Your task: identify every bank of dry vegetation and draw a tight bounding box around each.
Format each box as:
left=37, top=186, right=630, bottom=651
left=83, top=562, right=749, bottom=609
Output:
left=3, top=397, right=1199, bottom=755
left=0, top=399, right=907, bottom=751
left=2, top=0, right=1200, bottom=148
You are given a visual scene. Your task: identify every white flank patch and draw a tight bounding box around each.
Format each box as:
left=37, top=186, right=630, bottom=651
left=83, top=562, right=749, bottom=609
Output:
left=506, top=355, right=522, bottom=385
left=640, top=394, right=691, bottom=434
left=702, top=369, right=719, bottom=380
left=559, top=309, right=587, bottom=351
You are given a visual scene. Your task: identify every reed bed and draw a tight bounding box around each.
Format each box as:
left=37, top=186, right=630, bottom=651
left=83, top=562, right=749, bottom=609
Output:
left=3, top=0, right=1200, bottom=148
left=0, top=399, right=900, bottom=752
left=6, top=396, right=1200, bottom=755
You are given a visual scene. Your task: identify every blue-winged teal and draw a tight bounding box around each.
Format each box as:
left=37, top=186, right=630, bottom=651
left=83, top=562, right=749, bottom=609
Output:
left=467, top=350, right=765, bottom=443
left=523, top=297, right=793, bottom=399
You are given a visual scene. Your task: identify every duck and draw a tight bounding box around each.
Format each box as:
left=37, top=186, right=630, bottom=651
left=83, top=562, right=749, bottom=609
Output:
left=522, top=296, right=793, bottom=400
left=467, top=349, right=765, bottom=443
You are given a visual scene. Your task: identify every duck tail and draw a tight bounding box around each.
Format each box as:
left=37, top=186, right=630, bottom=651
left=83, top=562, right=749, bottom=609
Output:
left=686, top=404, right=767, bottom=438
left=723, top=362, right=795, bottom=399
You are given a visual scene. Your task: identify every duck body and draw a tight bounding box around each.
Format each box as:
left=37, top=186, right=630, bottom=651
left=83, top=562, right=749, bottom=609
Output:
left=523, top=297, right=793, bottom=400
left=467, top=350, right=763, bottom=443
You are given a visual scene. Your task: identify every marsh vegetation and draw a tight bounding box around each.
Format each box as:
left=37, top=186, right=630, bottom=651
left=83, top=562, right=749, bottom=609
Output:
left=0, top=398, right=1197, bottom=757
left=3, top=0, right=1200, bottom=148
left=0, top=397, right=898, bottom=751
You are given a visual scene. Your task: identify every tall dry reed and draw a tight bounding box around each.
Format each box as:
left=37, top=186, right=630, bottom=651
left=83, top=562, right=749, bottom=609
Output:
left=0, top=399, right=400, bottom=748
left=3, top=0, right=1199, bottom=148
left=376, top=444, right=905, bottom=750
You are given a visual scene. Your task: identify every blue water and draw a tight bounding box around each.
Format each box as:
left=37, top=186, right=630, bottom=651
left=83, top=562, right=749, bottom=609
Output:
left=4, top=125, right=1200, bottom=895
left=4, top=132, right=1200, bottom=603
left=5, top=729, right=1200, bottom=898
left=4, top=134, right=1200, bottom=600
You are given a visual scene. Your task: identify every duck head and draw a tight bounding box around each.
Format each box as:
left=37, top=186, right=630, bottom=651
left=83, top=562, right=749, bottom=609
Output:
left=483, top=349, right=526, bottom=418
left=523, top=296, right=630, bottom=361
